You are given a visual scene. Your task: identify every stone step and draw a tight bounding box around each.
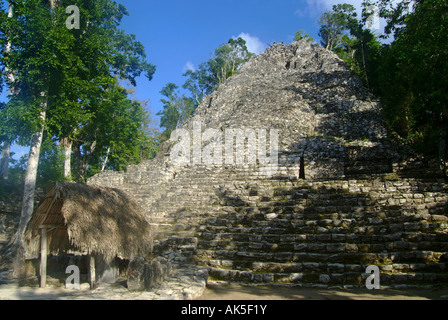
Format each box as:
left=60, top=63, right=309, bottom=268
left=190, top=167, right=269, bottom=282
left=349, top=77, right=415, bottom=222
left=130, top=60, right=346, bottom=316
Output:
left=196, top=239, right=448, bottom=254
left=125, top=174, right=447, bottom=191
left=197, top=231, right=448, bottom=244
left=132, top=172, right=448, bottom=288
left=147, top=196, right=448, bottom=210
left=140, top=195, right=448, bottom=215
left=207, top=267, right=448, bottom=287
left=153, top=230, right=197, bottom=240
left=141, top=187, right=448, bottom=203
left=90, top=165, right=448, bottom=287
left=147, top=208, right=447, bottom=222
left=201, top=260, right=448, bottom=275
left=172, top=219, right=448, bottom=235
left=202, top=260, right=446, bottom=274
left=196, top=249, right=448, bottom=264
left=153, top=237, right=199, bottom=263
left=154, top=239, right=197, bottom=252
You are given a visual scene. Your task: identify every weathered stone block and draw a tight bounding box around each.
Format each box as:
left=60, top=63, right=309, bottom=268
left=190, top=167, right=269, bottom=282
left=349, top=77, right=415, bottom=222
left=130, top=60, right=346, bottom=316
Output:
left=326, top=243, right=346, bottom=253
left=127, top=257, right=146, bottom=291
left=127, top=256, right=172, bottom=291
left=319, top=274, right=331, bottom=284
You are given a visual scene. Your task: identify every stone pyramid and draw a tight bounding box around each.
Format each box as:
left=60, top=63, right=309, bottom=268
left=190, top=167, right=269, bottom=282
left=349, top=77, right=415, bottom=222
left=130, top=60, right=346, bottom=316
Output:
left=88, top=40, right=448, bottom=288
left=158, top=39, right=394, bottom=179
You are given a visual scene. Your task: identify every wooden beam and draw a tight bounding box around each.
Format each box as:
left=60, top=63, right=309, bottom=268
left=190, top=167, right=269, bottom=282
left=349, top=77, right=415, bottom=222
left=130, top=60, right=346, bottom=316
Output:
left=89, top=255, right=95, bottom=290
left=40, top=228, right=47, bottom=288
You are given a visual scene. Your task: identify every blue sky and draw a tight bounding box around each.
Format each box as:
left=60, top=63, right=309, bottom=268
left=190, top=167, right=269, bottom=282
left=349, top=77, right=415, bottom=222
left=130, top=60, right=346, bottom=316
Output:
left=4, top=0, right=370, bottom=160
left=115, top=0, right=365, bottom=118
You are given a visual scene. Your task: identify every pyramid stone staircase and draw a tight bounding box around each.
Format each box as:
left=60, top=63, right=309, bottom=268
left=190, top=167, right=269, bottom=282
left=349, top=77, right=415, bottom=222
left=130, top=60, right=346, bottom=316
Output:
left=87, top=40, right=448, bottom=289
left=88, top=159, right=448, bottom=288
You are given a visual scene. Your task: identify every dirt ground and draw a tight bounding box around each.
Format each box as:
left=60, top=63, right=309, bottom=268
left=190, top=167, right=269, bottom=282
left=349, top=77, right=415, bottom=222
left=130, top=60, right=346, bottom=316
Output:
left=197, top=282, right=448, bottom=300
left=1, top=281, right=448, bottom=300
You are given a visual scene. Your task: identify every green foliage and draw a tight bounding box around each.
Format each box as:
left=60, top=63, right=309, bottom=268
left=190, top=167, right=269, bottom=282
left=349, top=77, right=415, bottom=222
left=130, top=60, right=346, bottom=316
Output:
left=0, top=138, right=65, bottom=197
left=0, top=0, right=158, bottom=184
left=182, top=62, right=215, bottom=109
left=0, top=100, right=34, bottom=147
left=0, top=154, right=26, bottom=198
left=182, top=37, right=253, bottom=106
left=69, top=81, right=159, bottom=181
left=37, top=137, right=66, bottom=190
left=367, top=0, right=416, bottom=38
left=318, top=3, right=382, bottom=90
left=167, top=37, right=254, bottom=142
left=157, top=83, right=195, bottom=142
left=208, top=37, right=254, bottom=87
left=375, top=0, right=448, bottom=161
left=294, top=30, right=315, bottom=43
left=318, top=4, right=357, bottom=51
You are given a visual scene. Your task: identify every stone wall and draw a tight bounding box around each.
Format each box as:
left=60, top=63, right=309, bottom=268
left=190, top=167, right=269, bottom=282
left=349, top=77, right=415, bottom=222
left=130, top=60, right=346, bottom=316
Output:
left=0, top=189, right=44, bottom=250
left=195, top=176, right=448, bottom=287
left=0, top=195, right=21, bottom=249
left=87, top=40, right=448, bottom=289
left=88, top=158, right=448, bottom=288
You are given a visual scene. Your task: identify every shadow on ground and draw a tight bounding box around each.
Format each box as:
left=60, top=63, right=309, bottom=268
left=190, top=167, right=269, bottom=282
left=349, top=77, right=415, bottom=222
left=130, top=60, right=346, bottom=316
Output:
left=198, top=282, right=448, bottom=300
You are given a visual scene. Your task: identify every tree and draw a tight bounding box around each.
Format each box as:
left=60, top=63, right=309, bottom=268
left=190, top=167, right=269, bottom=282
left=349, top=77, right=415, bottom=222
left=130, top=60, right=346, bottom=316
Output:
left=43, top=0, right=156, bottom=181
left=182, top=65, right=210, bottom=108
left=157, top=83, right=195, bottom=142
left=0, top=2, right=18, bottom=181
left=0, top=0, right=59, bottom=250
left=318, top=4, right=356, bottom=51
left=36, top=136, right=65, bottom=190
left=71, top=81, right=159, bottom=180
left=345, top=21, right=382, bottom=90
left=294, top=30, right=315, bottom=43
left=182, top=37, right=253, bottom=104
left=0, top=0, right=156, bottom=256
left=366, top=0, right=416, bottom=38
left=318, top=3, right=382, bottom=90
left=374, top=0, right=448, bottom=174
left=0, top=103, right=14, bottom=180
left=208, top=37, right=254, bottom=87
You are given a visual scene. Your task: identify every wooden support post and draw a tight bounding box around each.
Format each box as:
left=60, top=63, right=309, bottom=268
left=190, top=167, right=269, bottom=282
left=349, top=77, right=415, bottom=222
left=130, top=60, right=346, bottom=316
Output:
left=88, top=254, right=95, bottom=290
left=40, top=228, right=47, bottom=288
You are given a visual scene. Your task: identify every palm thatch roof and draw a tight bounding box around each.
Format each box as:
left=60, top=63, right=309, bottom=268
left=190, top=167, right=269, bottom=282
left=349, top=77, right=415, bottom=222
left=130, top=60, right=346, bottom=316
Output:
left=24, top=182, right=153, bottom=261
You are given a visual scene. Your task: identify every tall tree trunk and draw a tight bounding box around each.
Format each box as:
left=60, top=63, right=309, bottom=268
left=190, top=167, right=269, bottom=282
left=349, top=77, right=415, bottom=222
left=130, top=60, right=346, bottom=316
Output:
left=3, top=2, right=54, bottom=272
left=61, top=138, right=72, bottom=180
left=15, top=90, right=48, bottom=244
left=13, top=0, right=57, bottom=248
left=0, top=142, right=11, bottom=180
left=101, top=146, right=111, bottom=172
left=360, top=40, right=370, bottom=89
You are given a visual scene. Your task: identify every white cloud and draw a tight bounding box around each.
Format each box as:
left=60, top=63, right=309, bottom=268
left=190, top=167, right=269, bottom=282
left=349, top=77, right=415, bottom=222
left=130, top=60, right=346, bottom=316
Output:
left=294, top=0, right=324, bottom=17
left=183, top=61, right=195, bottom=73
left=236, top=32, right=268, bottom=55
left=295, top=0, right=388, bottom=34
left=295, top=0, right=366, bottom=18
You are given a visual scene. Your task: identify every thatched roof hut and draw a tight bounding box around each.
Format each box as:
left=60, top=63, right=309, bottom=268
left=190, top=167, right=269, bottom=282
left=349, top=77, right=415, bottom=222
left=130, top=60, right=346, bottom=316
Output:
left=24, top=182, right=153, bottom=262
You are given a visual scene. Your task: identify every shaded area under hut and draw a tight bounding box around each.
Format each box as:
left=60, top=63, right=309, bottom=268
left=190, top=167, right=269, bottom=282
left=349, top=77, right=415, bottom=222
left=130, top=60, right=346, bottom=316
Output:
left=23, top=182, right=153, bottom=289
